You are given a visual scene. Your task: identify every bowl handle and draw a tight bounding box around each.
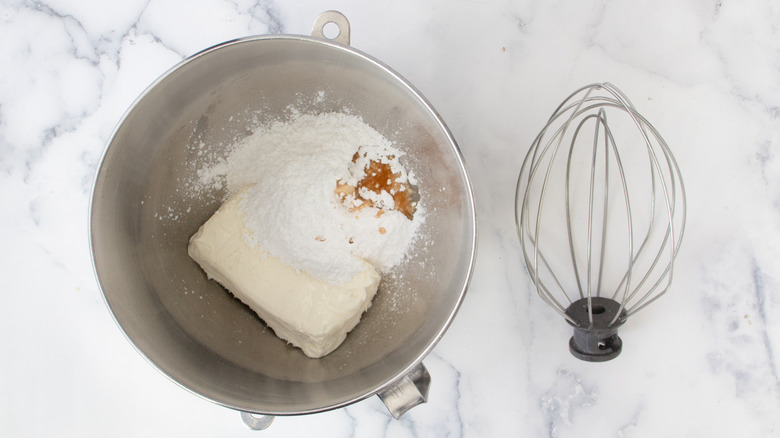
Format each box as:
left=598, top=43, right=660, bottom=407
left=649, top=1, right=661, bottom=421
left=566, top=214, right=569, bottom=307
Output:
left=240, top=412, right=275, bottom=430
left=311, top=10, right=351, bottom=46
left=237, top=362, right=430, bottom=428
left=377, top=362, right=431, bottom=419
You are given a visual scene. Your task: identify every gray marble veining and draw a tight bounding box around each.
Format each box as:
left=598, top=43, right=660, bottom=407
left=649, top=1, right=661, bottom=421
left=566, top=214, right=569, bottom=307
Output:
left=2, top=0, right=779, bottom=436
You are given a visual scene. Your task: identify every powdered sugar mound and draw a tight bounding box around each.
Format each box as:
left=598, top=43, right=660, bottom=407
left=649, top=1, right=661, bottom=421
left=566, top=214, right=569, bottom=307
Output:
left=211, top=112, right=424, bottom=284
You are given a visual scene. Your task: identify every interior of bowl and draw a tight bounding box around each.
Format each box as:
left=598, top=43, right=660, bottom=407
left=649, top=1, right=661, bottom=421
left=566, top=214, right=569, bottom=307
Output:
left=91, top=35, right=475, bottom=415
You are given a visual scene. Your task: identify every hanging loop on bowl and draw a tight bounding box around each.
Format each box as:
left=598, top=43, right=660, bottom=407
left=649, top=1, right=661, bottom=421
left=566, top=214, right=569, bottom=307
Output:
left=240, top=412, right=275, bottom=430
left=312, top=10, right=351, bottom=46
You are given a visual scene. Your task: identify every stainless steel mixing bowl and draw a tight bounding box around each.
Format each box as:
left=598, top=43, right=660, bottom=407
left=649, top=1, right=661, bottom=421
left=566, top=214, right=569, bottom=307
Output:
left=90, top=11, right=476, bottom=426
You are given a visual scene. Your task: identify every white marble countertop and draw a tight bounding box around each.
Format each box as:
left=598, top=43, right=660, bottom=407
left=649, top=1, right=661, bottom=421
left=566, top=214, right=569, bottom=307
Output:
left=2, top=0, right=779, bottom=436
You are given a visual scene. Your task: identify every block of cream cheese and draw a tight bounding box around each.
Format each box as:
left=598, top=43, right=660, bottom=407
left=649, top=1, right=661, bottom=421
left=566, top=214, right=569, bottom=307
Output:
left=188, top=190, right=381, bottom=358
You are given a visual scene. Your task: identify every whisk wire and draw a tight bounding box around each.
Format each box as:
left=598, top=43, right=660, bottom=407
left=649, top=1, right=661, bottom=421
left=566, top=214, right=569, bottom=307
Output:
left=517, top=130, right=575, bottom=323
left=565, top=109, right=620, bottom=326
left=518, top=85, right=604, bottom=323
left=595, top=99, right=685, bottom=316
left=623, top=113, right=686, bottom=315
left=600, top=109, right=635, bottom=327
left=515, top=83, right=687, bottom=352
left=594, top=111, right=610, bottom=310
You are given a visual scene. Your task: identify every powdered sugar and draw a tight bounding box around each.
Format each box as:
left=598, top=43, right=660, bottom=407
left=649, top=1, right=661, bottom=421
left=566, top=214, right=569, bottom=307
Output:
left=197, top=112, right=424, bottom=284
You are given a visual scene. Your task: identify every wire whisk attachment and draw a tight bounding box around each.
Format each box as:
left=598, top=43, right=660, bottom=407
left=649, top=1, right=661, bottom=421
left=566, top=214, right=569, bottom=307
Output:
left=515, top=83, right=687, bottom=361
